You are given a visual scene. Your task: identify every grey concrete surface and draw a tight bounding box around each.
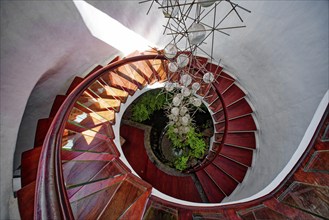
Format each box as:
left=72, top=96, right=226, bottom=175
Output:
left=1, top=0, right=328, bottom=218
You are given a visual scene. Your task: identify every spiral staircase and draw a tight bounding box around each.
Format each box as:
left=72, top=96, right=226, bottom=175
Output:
left=17, top=50, right=329, bottom=219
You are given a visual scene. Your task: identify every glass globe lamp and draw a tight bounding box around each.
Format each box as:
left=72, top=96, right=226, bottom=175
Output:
left=203, top=72, right=215, bottom=83
left=162, top=0, right=179, bottom=18
left=180, top=74, right=192, bottom=86
left=164, top=43, right=178, bottom=59
left=165, top=82, right=175, bottom=92
left=171, top=107, right=180, bottom=116
left=188, top=23, right=206, bottom=45
left=181, top=87, right=191, bottom=97
left=192, top=82, right=201, bottom=91
left=197, top=0, right=217, bottom=7
left=168, top=62, right=178, bottom=72
left=176, top=54, right=189, bottom=68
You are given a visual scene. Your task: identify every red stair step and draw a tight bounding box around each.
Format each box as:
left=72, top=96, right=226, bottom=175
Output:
left=66, top=76, right=84, bottom=95
left=116, top=65, right=146, bottom=89
left=61, top=151, right=116, bottom=162
left=205, top=164, right=239, bottom=196
left=213, top=155, right=248, bottom=183
left=21, top=148, right=42, bottom=187
left=70, top=180, right=123, bottom=219
left=215, top=98, right=253, bottom=122
left=98, top=176, right=147, bottom=220
left=68, top=174, right=126, bottom=202
left=17, top=181, right=35, bottom=220
left=103, top=71, right=138, bottom=95
left=206, top=62, right=223, bottom=77
left=66, top=159, right=130, bottom=199
left=196, top=170, right=226, bottom=203
left=34, top=118, right=53, bottom=147
left=116, top=184, right=151, bottom=220
left=215, top=115, right=257, bottom=132
left=225, top=132, right=256, bottom=149
left=49, top=95, right=67, bottom=118
left=65, top=121, right=113, bottom=139
left=204, top=86, right=218, bottom=104
left=209, top=98, right=223, bottom=113
left=63, top=160, right=110, bottom=187
left=220, top=145, right=253, bottom=167
left=222, top=84, right=245, bottom=106
left=62, top=129, right=117, bottom=154
left=214, top=72, right=235, bottom=94
left=89, top=80, right=129, bottom=103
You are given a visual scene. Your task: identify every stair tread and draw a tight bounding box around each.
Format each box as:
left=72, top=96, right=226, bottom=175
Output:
left=213, top=155, right=248, bottom=183
left=196, top=170, right=226, bottom=203
left=62, top=129, right=117, bottom=154
left=61, top=150, right=117, bottom=161
left=214, top=72, right=235, bottom=94
left=98, top=177, right=147, bottom=220
left=49, top=95, right=67, bottom=118
left=66, top=77, right=84, bottom=95
left=215, top=115, right=257, bottom=132
left=220, top=145, right=253, bottom=167
left=225, top=132, right=256, bottom=149
left=214, top=98, right=253, bottom=122
left=205, top=164, right=238, bottom=196
left=70, top=180, right=123, bottom=219
left=68, top=174, right=126, bottom=202
left=34, top=118, right=53, bottom=147
left=118, top=190, right=151, bottom=220
left=222, top=84, right=245, bottom=106
left=21, top=148, right=42, bottom=187
left=17, top=181, right=35, bottom=220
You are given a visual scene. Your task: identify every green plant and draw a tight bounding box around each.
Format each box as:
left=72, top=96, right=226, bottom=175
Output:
left=186, top=127, right=206, bottom=159
left=167, top=125, right=207, bottom=171
left=174, top=155, right=189, bottom=171
left=131, top=90, right=166, bottom=122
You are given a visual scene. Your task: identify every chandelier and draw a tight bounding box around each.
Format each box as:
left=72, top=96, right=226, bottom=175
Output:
left=139, top=0, right=250, bottom=144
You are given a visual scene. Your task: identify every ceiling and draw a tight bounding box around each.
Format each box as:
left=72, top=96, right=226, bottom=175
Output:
left=1, top=1, right=328, bottom=218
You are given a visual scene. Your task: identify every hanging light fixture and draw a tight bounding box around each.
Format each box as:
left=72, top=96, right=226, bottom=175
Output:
left=140, top=0, right=250, bottom=141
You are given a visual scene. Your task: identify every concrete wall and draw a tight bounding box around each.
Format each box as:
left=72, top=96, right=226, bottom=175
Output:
left=0, top=0, right=328, bottom=218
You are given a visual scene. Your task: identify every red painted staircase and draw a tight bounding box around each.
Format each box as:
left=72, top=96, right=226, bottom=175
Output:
left=16, top=51, right=329, bottom=219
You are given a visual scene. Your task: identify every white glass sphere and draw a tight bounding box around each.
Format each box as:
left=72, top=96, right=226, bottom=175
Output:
left=162, top=0, right=179, bottom=18
left=183, top=126, right=190, bottom=134
left=192, top=97, right=202, bottom=107
left=181, top=87, right=191, bottom=97
left=188, top=23, right=206, bottom=45
left=165, top=82, right=175, bottom=92
left=180, top=106, right=188, bottom=116
left=172, top=96, right=182, bottom=106
left=176, top=54, right=189, bottom=68
left=175, top=93, right=183, bottom=100
left=203, top=72, right=215, bottom=83
left=197, top=0, right=217, bottom=7
left=164, top=44, right=178, bottom=59
left=173, top=82, right=180, bottom=88
left=171, top=107, right=180, bottom=116
left=191, top=82, right=201, bottom=91
left=181, top=116, right=189, bottom=126
left=180, top=74, right=192, bottom=86
left=168, top=62, right=178, bottom=72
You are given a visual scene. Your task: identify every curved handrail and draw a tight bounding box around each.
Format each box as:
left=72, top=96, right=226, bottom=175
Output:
left=185, top=70, right=229, bottom=173
left=34, top=54, right=166, bottom=219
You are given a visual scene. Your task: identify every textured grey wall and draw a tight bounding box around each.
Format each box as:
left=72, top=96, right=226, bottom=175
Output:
left=0, top=0, right=328, bottom=218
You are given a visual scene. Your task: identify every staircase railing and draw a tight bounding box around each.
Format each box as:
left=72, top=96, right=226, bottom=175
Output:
left=34, top=54, right=166, bottom=219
